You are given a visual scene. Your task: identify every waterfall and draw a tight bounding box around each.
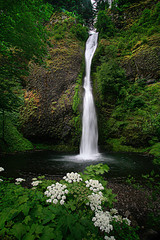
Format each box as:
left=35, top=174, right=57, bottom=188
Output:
left=80, top=31, right=99, bottom=158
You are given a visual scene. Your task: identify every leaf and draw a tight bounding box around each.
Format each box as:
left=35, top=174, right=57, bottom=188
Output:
left=11, top=223, right=26, bottom=240
left=30, top=223, right=44, bottom=235
left=22, top=232, right=35, bottom=240
left=40, top=226, right=57, bottom=240
left=23, top=216, right=32, bottom=225
left=18, top=196, right=29, bottom=205
left=65, top=200, right=76, bottom=211
left=0, top=208, right=11, bottom=229
left=84, top=164, right=109, bottom=177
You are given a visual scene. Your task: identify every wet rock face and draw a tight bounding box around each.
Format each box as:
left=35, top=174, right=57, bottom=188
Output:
left=21, top=14, right=84, bottom=144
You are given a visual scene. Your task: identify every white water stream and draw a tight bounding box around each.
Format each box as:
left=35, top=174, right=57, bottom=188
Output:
left=80, top=31, right=99, bottom=159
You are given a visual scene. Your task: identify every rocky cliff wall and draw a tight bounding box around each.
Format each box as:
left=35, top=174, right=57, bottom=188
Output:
left=20, top=13, right=86, bottom=145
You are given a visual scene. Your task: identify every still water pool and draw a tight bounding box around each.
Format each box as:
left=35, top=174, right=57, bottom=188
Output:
left=0, top=151, right=159, bottom=180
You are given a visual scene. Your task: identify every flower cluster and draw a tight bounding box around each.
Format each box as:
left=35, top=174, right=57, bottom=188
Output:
left=15, top=178, right=25, bottom=185
left=44, top=182, right=69, bottom=205
left=31, top=180, right=42, bottom=187
left=63, top=172, right=82, bottom=183
left=0, top=179, right=3, bottom=182
left=0, top=167, right=4, bottom=172
left=92, top=211, right=113, bottom=233
left=113, top=215, right=131, bottom=226
left=85, top=179, right=104, bottom=192
left=87, top=192, right=103, bottom=211
left=91, top=207, right=131, bottom=239
left=104, top=236, right=115, bottom=240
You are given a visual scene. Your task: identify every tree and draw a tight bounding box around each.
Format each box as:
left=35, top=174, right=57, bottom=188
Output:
left=45, top=0, right=94, bottom=25
left=0, top=0, right=53, bottom=141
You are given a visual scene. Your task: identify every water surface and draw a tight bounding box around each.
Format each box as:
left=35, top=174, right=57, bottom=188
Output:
left=0, top=151, right=158, bottom=180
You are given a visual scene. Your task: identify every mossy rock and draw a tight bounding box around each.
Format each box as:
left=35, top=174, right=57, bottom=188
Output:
left=0, top=118, right=33, bottom=153
left=121, top=44, right=160, bottom=81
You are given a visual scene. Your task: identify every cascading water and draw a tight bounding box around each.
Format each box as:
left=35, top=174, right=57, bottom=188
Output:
left=80, top=31, right=99, bottom=158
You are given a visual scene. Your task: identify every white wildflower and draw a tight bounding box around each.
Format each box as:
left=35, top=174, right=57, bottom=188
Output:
left=0, top=179, right=3, bottom=182
left=44, top=182, right=69, bottom=205
left=93, top=211, right=113, bottom=234
left=0, top=167, right=4, bottom=172
left=110, top=208, right=118, bottom=215
left=123, top=217, right=131, bottom=226
left=15, top=178, right=25, bottom=182
left=113, top=215, right=123, bottom=222
left=88, top=192, right=103, bottom=212
left=85, top=179, right=104, bottom=192
left=53, top=199, right=58, bottom=204
left=31, top=180, right=42, bottom=186
left=60, top=200, right=65, bottom=205
left=63, top=172, right=82, bottom=183
left=104, top=236, right=116, bottom=240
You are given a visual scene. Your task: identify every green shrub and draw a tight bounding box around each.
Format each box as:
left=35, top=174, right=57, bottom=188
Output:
left=0, top=114, right=33, bottom=153
left=149, top=143, right=160, bottom=164
left=96, top=60, right=127, bottom=100
left=95, top=10, right=115, bottom=37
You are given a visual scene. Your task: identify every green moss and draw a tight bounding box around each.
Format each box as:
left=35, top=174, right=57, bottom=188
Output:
left=0, top=117, right=33, bottom=153
left=149, top=143, right=160, bottom=164
left=106, top=137, right=143, bottom=152
left=71, top=72, right=83, bottom=145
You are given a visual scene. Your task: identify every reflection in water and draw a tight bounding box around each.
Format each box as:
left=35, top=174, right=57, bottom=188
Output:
left=0, top=151, right=158, bottom=180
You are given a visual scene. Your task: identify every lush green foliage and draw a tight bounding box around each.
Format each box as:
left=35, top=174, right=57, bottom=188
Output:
left=0, top=164, right=140, bottom=240
left=45, top=0, right=94, bottom=25
left=0, top=0, right=53, bottom=111
left=0, top=113, right=33, bottom=152
left=96, top=60, right=126, bottom=100
left=93, top=1, right=160, bottom=160
left=0, top=0, right=90, bottom=152
left=95, top=10, right=115, bottom=37
left=0, top=0, right=54, bottom=151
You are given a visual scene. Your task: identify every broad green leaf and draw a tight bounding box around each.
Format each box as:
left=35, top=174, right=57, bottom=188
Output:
left=23, top=216, right=32, bottom=225
left=40, top=226, right=57, bottom=240
left=0, top=209, right=11, bottom=229
left=18, top=196, right=29, bottom=205
left=11, top=223, right=27, bottom=240
left=22, top=232, right=35, bottom=240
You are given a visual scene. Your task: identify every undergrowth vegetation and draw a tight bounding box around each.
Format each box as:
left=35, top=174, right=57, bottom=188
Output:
left=0, top=112, right=33, bottom=153
left=0, top=164, right=140, bottom=240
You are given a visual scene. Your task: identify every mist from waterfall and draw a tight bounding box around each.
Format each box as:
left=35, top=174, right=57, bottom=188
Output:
left=80, top=32, right=99, bottom=159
